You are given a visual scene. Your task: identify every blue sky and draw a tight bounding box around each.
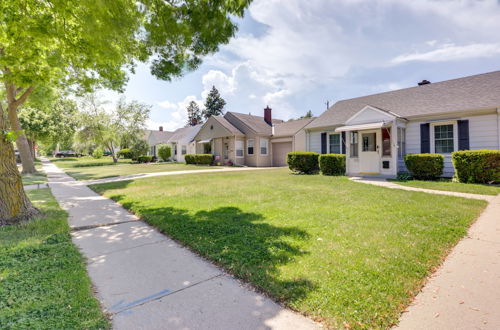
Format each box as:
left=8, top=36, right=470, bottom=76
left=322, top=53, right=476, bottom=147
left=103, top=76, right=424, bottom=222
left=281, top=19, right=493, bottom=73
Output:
left=104, top=0, right=500, bottom=131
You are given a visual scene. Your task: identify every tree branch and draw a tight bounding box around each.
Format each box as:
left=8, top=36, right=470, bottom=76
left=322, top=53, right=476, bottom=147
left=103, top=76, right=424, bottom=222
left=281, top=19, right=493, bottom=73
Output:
left=14, top=86, right=35, bottom=108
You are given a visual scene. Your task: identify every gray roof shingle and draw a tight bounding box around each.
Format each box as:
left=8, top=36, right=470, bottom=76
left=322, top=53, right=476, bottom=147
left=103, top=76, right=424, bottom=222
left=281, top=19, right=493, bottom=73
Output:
left=306, top=70, right=500, bottom=129
left=167, top=124, right=203, bottom=144
left=145, top=130, right=174, bottom=144
left=273, top=117, right=315, bottom=137
left=226, top=112, right=283, bottom=135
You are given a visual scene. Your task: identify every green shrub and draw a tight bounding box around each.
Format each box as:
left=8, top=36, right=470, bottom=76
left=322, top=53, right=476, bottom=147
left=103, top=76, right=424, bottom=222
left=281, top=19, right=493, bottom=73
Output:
left=137, top=155, right=153, bottom=163
left=287, top=152, right=319, bottom=174
left=452, top=150, right=500, bottom=183
left=404, top=153, right=444, bottom=180
left=185, top=154, right=194, bottom=164
left=319, top=154, right=346, bottom=176
left=92, top=148, right=104, bottom=159
left=118, top=148, right=132, bottom=159
left=130, top=140, right=149, bottom=160
left=185, top=154, right=213, bottom=165
left=158, top=144, right=172, bottom=161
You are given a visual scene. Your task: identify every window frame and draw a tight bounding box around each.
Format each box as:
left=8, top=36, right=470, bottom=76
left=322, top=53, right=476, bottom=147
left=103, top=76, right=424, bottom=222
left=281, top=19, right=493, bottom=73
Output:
left=247, top=139, right=254, bottom=155
left=181, top=145, right=187, bottom=155
left=260, top=138, right=269, bottom=156
left=350, top=131, right=358, bottom=158
left=430, top=121, right=457, bottom=155
left=328, top=133, right=341, bottom=154
left=397, top=127, right=406, bottom=159
left=235, top=140, right=244, bottom=158
left=381, top=127, right=391, bottom=157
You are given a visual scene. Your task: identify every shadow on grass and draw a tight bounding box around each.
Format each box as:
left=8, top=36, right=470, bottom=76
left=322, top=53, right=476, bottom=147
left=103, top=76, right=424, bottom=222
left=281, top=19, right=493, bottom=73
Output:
left=96, top=183, right=315, bottom=304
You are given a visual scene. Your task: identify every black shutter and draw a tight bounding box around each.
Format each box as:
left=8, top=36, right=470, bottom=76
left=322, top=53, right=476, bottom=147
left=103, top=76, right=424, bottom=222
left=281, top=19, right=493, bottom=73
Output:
left=341, top=131, right=346, bottom=154
left=420, top=123, right=430, bottom=153
left=321, top=132, right=327, bottom=154
left=457, top=120, right=470, bottom=150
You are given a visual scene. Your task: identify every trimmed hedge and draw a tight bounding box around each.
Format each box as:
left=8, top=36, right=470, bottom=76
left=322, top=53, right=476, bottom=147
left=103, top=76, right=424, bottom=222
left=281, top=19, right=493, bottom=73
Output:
left=287, top=152, right=319, bottom=174
left=404, top=153, right=444, bottom=180
left=452, top=150, right=500, bottom=183
left=185, top=154, right=213, bottom=165
left=319, top=154, right=346, bottom=176
left=137, top=155, right=153, bottom=163
left=118, top=148, right=132, bottom=159
left=158, top=144, right=171, bottom=161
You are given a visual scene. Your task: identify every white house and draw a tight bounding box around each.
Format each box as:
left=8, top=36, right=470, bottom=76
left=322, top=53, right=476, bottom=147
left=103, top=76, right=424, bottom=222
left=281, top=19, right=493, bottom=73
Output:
left=144, top=126, right=174, bottom=157
left=167, top=124, right=203, bottom=162
left=305, top=71, right=500, bottom=177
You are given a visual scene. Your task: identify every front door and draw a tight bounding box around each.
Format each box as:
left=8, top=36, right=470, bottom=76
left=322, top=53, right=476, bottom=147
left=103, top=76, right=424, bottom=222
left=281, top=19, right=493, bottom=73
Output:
left=359, top=130, right=380, bottom=174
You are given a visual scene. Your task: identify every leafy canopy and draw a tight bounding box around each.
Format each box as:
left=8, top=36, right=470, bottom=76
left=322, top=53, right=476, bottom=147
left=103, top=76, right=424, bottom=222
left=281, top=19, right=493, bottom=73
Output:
left=0, top=0, right=251, bottom=91
left=186, top=100, right=203, bottom=126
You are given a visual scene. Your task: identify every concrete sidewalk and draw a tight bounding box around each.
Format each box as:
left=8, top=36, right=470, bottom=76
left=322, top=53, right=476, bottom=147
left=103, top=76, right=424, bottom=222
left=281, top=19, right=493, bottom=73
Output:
left=42, top=159, right=319, bottom=329
left=396, top=195, right=500, bottom=330
left=348, top=177, right=500, bottom=329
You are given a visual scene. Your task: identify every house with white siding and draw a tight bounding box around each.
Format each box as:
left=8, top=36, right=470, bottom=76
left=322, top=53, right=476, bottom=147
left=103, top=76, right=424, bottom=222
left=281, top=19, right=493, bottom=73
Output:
left=144, top=127, right=174, bottom=157
left=304, top=71, right=500, bottom=177
left=167, top=124, right=203, bottom=163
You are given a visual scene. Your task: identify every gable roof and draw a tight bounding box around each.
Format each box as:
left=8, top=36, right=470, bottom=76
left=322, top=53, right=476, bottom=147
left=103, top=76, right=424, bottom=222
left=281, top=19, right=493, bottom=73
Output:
left=168, top=124, right=202, bottom=144
left=306, top=70, right=500, bottom=129
left=273, top=117, right=315, bottom=137
left=226, top=112, right=283, bottom=135
left=144, top=130, right=174, bottom=144
left=212, top=116, right=244, bottom=136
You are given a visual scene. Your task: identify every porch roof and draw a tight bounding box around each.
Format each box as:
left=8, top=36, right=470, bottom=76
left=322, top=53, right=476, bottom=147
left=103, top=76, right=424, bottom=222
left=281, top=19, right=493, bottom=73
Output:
left=334, top=121, right=390, bottom=132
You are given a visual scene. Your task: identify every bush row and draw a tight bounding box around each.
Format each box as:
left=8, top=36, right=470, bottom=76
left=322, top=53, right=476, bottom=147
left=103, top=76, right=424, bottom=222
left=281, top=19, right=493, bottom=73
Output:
left=403, top=150, right=499, bottom=183
left=287, top=152, right=346, bottom=175
left=185, top=154, right=213, bottom=165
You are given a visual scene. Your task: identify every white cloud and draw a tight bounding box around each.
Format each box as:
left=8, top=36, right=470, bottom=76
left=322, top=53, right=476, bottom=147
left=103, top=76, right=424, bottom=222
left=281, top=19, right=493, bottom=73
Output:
left=392, top=43, right=500, bottom=63
left=150, top=95, right=204, bottom=131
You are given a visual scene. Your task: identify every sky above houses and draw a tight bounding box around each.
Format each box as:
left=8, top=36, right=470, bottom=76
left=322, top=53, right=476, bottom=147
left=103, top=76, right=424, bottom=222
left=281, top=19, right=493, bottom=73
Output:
left=103, top=0, right=500, bottom=131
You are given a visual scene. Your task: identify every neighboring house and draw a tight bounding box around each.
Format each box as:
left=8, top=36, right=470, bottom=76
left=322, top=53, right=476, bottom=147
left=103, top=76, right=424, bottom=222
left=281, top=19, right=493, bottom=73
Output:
left=305, top=70, right=500, bottom=178
left=192, top=107, right=314, bottom=167
left=144, top=126, right=174, bottom=157
left=167, top=124, right=203, bottom=163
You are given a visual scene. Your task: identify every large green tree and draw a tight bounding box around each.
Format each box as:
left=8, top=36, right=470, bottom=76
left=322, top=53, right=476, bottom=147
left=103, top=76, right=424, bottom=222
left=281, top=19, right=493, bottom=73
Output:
left=203, top=86, right=226, bottom=119
left=186, top=100, right=203, bottom=126
left=0, top=0, right=251, bottom=224
left=76, top=95, right=150, bottom=163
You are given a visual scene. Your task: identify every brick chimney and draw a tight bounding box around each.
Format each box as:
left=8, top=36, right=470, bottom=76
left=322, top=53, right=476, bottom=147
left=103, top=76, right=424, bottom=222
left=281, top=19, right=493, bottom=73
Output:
left=264, top=106, right=272, bottom=125
left=159, top=126, right=163, bottom=131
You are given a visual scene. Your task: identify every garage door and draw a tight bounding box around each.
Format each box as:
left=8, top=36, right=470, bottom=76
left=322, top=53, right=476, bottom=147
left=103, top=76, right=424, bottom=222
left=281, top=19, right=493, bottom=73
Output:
left=272, top=142, right=292, bottom=167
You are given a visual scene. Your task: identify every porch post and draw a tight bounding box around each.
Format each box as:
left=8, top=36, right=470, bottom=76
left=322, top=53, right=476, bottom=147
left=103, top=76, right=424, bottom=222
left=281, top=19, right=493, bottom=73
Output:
left=392, top=119, right=398, bottom=176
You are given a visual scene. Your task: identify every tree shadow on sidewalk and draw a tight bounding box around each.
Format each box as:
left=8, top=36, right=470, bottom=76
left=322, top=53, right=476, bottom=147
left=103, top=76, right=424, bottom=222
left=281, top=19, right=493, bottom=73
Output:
left=103, top=190, right=315, bottom=306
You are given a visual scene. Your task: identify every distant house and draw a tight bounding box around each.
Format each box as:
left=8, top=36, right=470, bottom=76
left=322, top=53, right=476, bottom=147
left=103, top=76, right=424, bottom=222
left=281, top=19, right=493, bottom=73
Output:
left=192, top=107, right=314, bottom=166
left=305, top=70, right=500, bottom=177
left=167, top=124, right=203, bottom=163
left=144, top=126, right=174, bottom=157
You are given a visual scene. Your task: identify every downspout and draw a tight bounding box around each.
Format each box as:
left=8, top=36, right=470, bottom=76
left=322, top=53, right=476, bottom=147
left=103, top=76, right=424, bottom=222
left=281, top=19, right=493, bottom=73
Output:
left=497, top=108, right=500, bottom=149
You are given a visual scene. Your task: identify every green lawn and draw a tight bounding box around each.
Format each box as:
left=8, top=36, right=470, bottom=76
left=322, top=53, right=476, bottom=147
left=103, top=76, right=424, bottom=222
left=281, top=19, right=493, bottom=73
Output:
left=91, top=169, right=487, bottom=329
left=50, top=156, right=218, bottom=180
left=0, top=189, right=109, bottom=328
left=391, top=179, right=500, bottom=196
left=20, top=159, right=47, bottom=185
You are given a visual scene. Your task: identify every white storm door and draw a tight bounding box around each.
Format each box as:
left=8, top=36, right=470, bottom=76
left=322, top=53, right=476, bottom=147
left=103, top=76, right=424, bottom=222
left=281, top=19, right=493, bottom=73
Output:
left=359, top=130, right=380, bottom=173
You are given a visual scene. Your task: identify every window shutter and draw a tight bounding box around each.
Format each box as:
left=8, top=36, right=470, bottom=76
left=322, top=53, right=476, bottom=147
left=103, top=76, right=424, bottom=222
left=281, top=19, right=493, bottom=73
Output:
left=321, top=132, right=327, bottom=154
left=341, top=132, right=346, bottom=154
left=420, top=123, right=430, bottom=153
left=457, top=120, right=470, bottom=150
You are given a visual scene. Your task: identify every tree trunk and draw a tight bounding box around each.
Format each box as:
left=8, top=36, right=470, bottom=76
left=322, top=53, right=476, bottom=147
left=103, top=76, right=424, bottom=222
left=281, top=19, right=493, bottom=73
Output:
left=108, top=141, right=118, bottom=163
left=8, top=105, right=37, bottom=174
left=0, top=116, right=41, bottom=225
left=4, top=83, right=37, bottom=174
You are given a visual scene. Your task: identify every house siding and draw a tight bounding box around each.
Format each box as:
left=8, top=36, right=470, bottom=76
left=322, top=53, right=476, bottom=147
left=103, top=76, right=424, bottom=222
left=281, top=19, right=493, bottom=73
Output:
left=404, top=113, right=500, bottom=177
left=308, top=131, right=322, bottom=153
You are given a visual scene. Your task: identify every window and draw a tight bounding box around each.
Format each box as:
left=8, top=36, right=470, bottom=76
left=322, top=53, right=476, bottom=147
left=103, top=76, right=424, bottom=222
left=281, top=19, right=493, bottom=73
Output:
left=181, top=145, right=187, bottom=155
left=350, top=131, right=358, bottom=157
left=247, top=139, right=254, bottom=155
left=328, top=134, right=341, bottom=154
left=382, top=127, right=391, bottom=156
left=260, top=138, right=268, bottom=155
left=235, top=140, right=244, bottom=157
left=434, top=124, right=454, bottom=153
left=362, top=133, right=376, bottom=152
left=174, top=144, right=177, bottom=155
left=397, top=127, right=406, bottom=159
